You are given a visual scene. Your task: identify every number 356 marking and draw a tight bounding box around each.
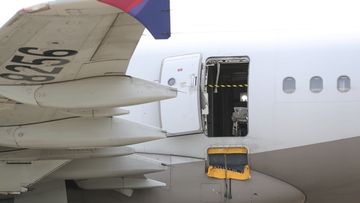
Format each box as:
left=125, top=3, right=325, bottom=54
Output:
left=0, top=47, right=78, bottom=82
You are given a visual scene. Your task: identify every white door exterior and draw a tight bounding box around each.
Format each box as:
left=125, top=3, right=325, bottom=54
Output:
left=160, top=54, right=202, bottom=135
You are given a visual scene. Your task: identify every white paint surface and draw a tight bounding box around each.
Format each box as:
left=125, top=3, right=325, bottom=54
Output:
left=160, top=54, right=202, bottom=135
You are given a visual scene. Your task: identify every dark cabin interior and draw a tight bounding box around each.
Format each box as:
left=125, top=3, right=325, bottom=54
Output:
left=207, top=62, right=249, bottom=137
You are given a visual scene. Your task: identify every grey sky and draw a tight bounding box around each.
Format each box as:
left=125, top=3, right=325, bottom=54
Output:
left=0, top=0, right=47, bottom=26
left=1, top=0, right=360, bottom=33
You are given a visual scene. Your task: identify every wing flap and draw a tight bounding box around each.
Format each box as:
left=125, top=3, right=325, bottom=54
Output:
left=0, top=104, right=72, bottom=127
left=77, top=60, right=129, bottom=77
left=0, top=160, right=69, bottom=194
left=77, top=177, right=166, bottom=190
left=51, top=154, right=167, bottom=179
left=91, top=12, right=144, bottom=62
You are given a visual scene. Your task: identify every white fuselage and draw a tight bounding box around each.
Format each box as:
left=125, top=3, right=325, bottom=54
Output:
left=123, top=29, right=360, bottom=157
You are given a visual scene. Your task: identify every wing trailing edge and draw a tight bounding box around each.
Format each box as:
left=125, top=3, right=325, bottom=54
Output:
left=98, top=0, right=171, bottom=39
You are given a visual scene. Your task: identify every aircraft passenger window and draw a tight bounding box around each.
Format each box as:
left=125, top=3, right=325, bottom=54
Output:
left=337, top=76, right=351, bottom=92
left=310, top=76, right=323, bottom=93
left=203, top=57, right=249, bottom=137
left=283, top=77, right=296, bottom=93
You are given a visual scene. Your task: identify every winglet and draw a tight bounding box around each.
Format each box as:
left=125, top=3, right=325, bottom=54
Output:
left=98, top=0, right=171, bottom=39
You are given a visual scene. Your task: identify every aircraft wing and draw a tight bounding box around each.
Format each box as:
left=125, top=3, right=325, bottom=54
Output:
left=0, top=0, right=174, bottom=126
left=0, top=0, right=173, bottom=194
left=0, top=0, right=170, bottom=85
left=0, top=0, right=174, bottom=110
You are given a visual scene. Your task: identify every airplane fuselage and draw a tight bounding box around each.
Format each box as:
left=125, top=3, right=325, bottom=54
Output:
left=3, top=0, right=360, bottom=202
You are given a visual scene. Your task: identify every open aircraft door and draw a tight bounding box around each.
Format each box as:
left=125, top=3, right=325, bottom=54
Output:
left=160, top=54, right=203, bottom=135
